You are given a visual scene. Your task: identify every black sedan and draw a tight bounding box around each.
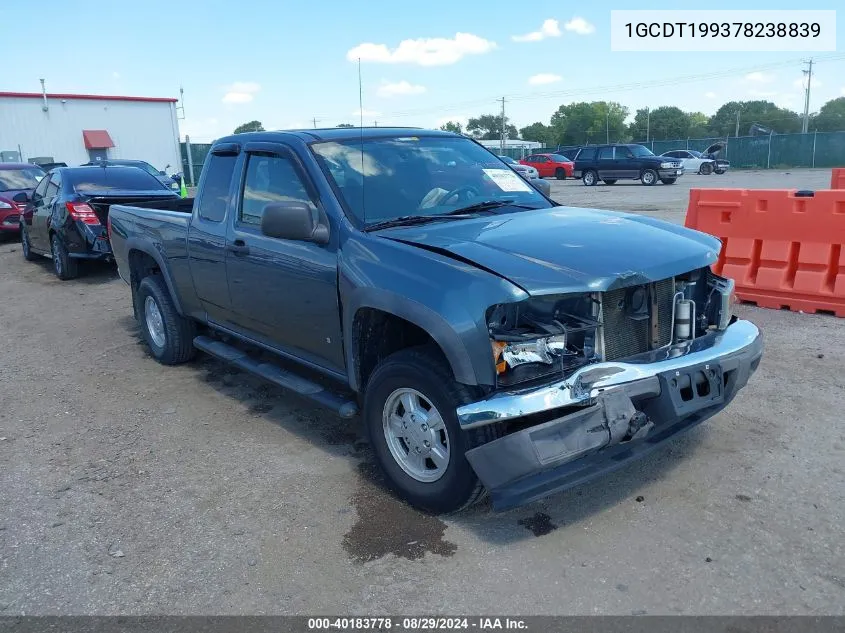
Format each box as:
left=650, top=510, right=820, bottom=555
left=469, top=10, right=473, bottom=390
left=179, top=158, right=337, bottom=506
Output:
left=19, top=165, right=179, bottom=280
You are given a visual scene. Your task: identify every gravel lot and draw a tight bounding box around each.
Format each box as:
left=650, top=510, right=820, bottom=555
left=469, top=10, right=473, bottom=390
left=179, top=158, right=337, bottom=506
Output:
left=1, top=169, right=843, bottom=615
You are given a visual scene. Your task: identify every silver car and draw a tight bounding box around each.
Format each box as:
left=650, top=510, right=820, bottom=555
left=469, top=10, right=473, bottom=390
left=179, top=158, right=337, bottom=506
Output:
left=498, top=155, right=539, bottom=179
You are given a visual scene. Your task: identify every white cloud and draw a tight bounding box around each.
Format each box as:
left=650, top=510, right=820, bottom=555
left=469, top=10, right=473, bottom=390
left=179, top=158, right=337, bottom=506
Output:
left=528, top=73, right=562, bottom=85
left=377, top=80, right=426, bottom=98
left=512, top=19, right=561, bottom=42
left=704, top=91, right=717, bottom=99
left=352, top=108, right=381, bottom=117
left=564, top=17, right=595, bottom=35
left=745, top=72, right=774, bottom=84
left=347, top=33, right=496, bottom=66
left=222, top=81, right=261, bottom=104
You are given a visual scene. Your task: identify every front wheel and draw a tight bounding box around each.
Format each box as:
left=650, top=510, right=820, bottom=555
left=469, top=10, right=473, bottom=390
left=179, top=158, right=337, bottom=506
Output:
left=363, top=347, right=499, bottom=514
left=582, top=170, right=598, bottom=186
left=641, top=169, right=658, bottom=186
left=715, top=169, right=726, bottom=175
left=699, top=162, right=713, bottom=175
left=660, top=178, right=677, bottom=185
left=555, top=167, right=566, bottom=180
left=51, top=234, right=78, bottom=280
left=21, top=227, right=39, bottom=261
left=136, top=274, right=196, bottom=365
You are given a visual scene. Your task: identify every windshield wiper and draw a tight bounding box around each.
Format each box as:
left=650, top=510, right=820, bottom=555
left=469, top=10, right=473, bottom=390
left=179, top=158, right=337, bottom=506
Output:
left=363, top=200, right=539, bottom=232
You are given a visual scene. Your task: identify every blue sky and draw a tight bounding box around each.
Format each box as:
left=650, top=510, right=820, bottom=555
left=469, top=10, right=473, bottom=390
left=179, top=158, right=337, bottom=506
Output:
left=2, top=1, right=843, bottom=141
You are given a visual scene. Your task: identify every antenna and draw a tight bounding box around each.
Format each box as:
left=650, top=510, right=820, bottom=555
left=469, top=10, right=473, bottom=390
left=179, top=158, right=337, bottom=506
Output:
left=176, top=85, right=186, bottom=120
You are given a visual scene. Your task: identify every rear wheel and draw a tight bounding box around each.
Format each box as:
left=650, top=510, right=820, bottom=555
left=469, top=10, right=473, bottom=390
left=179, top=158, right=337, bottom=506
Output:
left=602, top=179, right=617, bottom=185
left=582, top=170, right=598, bottom=186
left=50, top=234, right=78, bottom=280
left=699, top=162, right=713, bottom=175
left=641, top=169, right=658, bottom=186
left=715, top=169, right=726, bottom=175
left=364, top=347, right=500, bottom=514
left=555, top=167, right=566, bottom=180
left=21, top=227, right=38, bottom=262
left=660, top=178, right=677, bottom=185
left=136, top=274, right=196, bottom=365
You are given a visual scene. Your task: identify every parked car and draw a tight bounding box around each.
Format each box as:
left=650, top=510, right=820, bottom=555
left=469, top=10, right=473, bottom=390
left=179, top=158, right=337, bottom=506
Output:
left=575, top=144, right=684, bottom=186
left=0, top=163, right=46, bottom=235
left=661, top=150, right=718, bottom=175
left=20, top=165, right=180, bottom=280
left=519, top=153, right=574, bottom=180
left=81, top=159, right=180, bottom=191
left=108, top=128, right=762, bottom=514
left=498, top=155, right=538, bottom=179
left=701, top=142, right=730, bottom=174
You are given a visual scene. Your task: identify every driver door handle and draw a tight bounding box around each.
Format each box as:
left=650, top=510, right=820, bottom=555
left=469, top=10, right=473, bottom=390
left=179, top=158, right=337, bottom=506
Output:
left=227, top=239, right=250, bottom=256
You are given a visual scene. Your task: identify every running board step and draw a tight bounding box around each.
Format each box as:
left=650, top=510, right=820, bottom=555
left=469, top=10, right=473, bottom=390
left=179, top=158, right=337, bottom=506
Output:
left=193, top=336, right=358, bottom=418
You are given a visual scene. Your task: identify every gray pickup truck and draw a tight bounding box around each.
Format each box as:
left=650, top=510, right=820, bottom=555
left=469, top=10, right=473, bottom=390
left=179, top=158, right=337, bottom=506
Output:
left=108, top=128, right=763, bottom=513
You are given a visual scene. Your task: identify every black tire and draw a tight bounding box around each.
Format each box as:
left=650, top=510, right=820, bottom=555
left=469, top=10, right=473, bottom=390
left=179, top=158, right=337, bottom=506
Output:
left=363, top=347, right=500, bottom=514
left=50, top=233, right=79, bottom=280
left=555, top=167, right=566, bottom=180
left=21, top=227, right=38, bottom=261
left=699, top=162, right=714, bottom=175
left=715, top=169, right=726, bottom=175
left=582, top=170, right=598, bottom=186
left=602, top=179, right=617, bottom=185
left=660, top=178, right=677, bottom=185
left=136, top=274, right=196, bottom=365
left=641, top=169, right=658, bottom=186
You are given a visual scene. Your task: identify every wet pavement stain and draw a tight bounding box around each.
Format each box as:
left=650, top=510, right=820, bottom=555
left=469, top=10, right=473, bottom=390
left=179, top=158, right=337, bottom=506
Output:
left=342, top=459, right=457, bottom=563
left=518, top=512, right=557, bottom=537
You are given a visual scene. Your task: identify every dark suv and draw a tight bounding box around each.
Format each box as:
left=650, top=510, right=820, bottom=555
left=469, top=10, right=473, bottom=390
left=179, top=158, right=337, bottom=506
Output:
left=574, top=144, right=684, bottom=186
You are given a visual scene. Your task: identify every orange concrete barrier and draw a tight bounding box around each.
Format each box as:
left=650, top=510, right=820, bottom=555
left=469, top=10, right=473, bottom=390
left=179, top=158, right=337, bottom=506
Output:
left=832, top=168, right=845, bottom=189
left=685, top=188, right=845, bottom=317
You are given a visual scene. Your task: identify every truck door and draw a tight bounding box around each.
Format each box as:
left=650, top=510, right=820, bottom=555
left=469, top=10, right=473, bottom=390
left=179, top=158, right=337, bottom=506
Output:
left=187, top=145, right=240, bottom=322
left=595, top=146, right=615, bottom=179
left=615, top=146, right=639, bottom=178
left=224, top=142, right=344, bottom=373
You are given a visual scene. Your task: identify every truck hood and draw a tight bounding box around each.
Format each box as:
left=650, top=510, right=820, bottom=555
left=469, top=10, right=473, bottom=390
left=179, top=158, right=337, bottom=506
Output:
left=378, top=206, right=721, bottom=295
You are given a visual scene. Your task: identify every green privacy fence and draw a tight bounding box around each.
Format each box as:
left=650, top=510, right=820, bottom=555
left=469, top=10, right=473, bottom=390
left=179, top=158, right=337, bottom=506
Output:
left=181, top=132, right=845, bottom=181
left=533, top=131, right=845, bottom=170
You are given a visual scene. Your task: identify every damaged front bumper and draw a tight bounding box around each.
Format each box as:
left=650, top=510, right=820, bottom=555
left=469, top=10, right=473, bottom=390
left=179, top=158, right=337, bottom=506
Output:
left=459, top=319, right=762, bottom=511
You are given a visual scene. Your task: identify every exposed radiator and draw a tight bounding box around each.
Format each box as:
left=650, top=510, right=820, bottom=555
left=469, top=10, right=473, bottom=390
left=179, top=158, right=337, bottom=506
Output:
left=601, top=278, right=675, bottom=360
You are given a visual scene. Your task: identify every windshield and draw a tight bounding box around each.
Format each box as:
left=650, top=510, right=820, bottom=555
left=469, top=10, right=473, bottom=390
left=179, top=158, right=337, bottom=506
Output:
left=628, top=145, right=655, bottom=157
left=498, top=156, right=516, bottom=164
left=0, top=168, right=45, bottom=191
left=311, top=135, right=551, bottom=225
left=688, top=150, right=702, bottom=158
left=69, top=167, right=169, bottom=193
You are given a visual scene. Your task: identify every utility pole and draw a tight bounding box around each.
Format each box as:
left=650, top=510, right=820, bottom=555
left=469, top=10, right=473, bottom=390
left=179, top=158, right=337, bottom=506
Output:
left=735, top=109, right=741, bottom=137
left=499, top=97, right=506, bottom=152
left=312, top=117, right=320, bottom=129
left=606, top=111, right=610, bottom=144
left=646, top=107, right=650, bottom=143
left=801, top=58, right=813, bottom=134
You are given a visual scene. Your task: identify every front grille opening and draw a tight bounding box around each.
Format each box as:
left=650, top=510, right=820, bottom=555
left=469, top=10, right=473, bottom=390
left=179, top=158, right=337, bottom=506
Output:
left=694, top=371, right=711, bottom=397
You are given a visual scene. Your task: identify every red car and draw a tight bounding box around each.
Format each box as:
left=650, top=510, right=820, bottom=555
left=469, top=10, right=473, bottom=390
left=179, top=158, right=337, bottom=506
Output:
left=519, top=153, right=574, bottom=180
left=0, top=163, right=46, bottom=234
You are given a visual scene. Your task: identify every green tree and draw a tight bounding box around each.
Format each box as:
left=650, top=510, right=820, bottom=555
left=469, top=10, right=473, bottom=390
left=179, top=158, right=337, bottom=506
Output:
left=708, top=101, right=801, bottom=136
left=336, top=123, right=355, bottom=128
left=233, top=120, right=264, bottom=134
left=519, top=122, right=553, bottom=145
left=439, top=121, right=463, bottom=134
left=687, top=112, right=710, bottom=138
left=811, top=97, right=845, bottom=132
left=466, top=114, right=518, bottom=140
left=628, top=106, right=690, bottom=141
left=550, top=101, right=629, bottom=146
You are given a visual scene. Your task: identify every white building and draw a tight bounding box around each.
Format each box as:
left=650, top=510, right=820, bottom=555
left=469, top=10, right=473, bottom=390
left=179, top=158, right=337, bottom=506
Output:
left=0, top=90, right=181, bottom=172
left=475, top=138, right=543, bottom=157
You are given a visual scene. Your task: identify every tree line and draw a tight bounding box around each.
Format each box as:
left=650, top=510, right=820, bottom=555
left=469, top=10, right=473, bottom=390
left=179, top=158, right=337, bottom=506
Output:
left=439, top=97, right=845, bottom=146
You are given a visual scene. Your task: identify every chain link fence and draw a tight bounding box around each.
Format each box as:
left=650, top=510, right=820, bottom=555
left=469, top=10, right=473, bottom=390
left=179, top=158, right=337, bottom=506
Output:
left=181, top=131, right=845, bottom=180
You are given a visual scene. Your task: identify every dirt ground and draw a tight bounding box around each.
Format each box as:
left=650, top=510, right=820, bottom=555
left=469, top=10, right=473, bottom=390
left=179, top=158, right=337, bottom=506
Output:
left=1, top=169, right=843, bottom=615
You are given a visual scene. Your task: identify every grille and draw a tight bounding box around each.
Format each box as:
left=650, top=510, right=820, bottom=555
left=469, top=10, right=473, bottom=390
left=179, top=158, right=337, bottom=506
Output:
left=601, top=278, right=675, bottom=360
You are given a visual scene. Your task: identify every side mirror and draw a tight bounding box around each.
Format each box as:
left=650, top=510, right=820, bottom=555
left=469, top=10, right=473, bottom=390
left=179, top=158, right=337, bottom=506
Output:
left=12, top=192, right=30, bottom=203
left=261, top=202, right=328, bottom=244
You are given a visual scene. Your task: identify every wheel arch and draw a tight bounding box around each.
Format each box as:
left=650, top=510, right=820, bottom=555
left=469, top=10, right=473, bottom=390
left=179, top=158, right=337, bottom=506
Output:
left=125, top=238, right=185, bottom=316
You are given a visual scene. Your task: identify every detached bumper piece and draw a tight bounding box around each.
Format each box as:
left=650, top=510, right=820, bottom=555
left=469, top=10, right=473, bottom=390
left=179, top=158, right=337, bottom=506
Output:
left=464, top=319, right=763, bottom=511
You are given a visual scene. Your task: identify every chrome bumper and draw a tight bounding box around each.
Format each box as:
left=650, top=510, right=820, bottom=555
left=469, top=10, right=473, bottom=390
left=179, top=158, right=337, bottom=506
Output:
left=457, top=319, right=763, bottom=429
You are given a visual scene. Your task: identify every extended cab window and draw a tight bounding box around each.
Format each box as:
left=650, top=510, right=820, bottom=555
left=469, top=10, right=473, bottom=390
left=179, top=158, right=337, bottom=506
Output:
left=597, top=147, right=613, bottom=160
left=617, top=147, right=634, bottom=159
left=240, top=153, right=316, bottom=227
left=197, top=154, right=237, bottom=222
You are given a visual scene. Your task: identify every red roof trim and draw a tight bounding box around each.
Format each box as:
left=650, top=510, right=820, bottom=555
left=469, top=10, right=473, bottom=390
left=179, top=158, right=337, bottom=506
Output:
left=0, top=91, right=177, bottom=103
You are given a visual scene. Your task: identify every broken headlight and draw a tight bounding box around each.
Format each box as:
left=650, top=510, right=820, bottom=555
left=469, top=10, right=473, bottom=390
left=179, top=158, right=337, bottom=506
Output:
left=487, top=293, right=601, bottom=385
